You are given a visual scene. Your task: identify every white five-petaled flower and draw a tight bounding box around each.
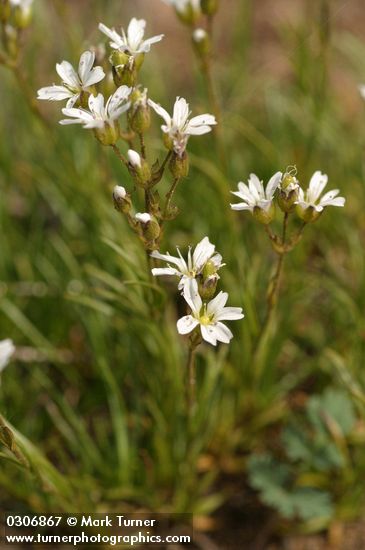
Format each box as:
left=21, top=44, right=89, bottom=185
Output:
left=297, top=171, right=345, bottom=212
left=230, top=172, right=282, bottom=212
left=37, top=51, right=105, bottom=108
left=151, top=236, right=224, bottom=291
left=59, top=86, right=131, bottom=129
left=0, top=339, right=15, bottom=376
left=177, top=279, right=244, bottom=346
left=148, top=96, right=217, bottom=156
left=99, top=18, right=164, bottom=56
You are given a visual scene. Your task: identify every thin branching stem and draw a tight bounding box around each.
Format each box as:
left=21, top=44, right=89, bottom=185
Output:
left=187, top=345, right=197, bottom=416
left=162, top=177, right=180, bottom=222
left=111, top=144, right=128, bottom=166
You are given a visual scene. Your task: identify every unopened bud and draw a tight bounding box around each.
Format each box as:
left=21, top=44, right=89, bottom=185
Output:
left=113, top=185, right=132, bottom=213
left=110, top=52, right=137, bottom=87
left=169, top=151, right=189, bottom=179
left=192, top=28, right=211, bottom=58
left=277, top=188, right=299, bottom=213
left=128, top=149, right=151, bottom=188
left=135, top=213, right=160, bottom=241
left=201, top=0, right=219, bottom=15
left=94, top=121, right=119, bottom=146
left=203, top=260, right=218, bottom=279
left=3, top=23, right=18, bottom=58
left=253, top=204, right=275, bottom=225
left=296, top=205, right=321, bottom=223
left=174, top=1, right=201, bottom=25
left=12, top=1, right=32, bottom=28
left=129, top=89, right=151, bottom=133
left=0, top=0, right=11, bottom=22
left=198, top=274, right=218, bottom=301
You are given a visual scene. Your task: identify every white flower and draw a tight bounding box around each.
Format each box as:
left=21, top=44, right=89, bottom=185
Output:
left=177, top=279, right=244, bottom=346
left=0, top=339, right=15, bottom=375
left=151, top=236, right=224, bottom=291
left=99, top=18, right=164, bottom=56
left=59, top=86, right=131, bottom=129
left=37, top=51, right=105, bottom=108
left=113, top=185, right=127, bottom=200
left=128, top=149, right=142, bottom=168
left=297, top=171, right=345, bottom=213
left=148, top=96, right=217, bottom=156
left=230, top=172, right=282, bottom=212
left=135, top=212, right=151, bottom=224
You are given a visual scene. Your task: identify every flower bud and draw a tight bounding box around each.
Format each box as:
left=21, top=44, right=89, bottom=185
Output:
left=110, top=52, right=137, bottom=87
left=0, top=0, right=11, bottom=23
left=128, top=149, right=152, bottom=188
left=192, top=28, right=211, bottom=58
left=174, top=1, right=201, bottom=25
left=12, top=2, right=32, bottom=28
left=277, top=188, right=299, bottom=213
left=201, top=0, right=219, bottom=15
left=135, top=213, right=161, bottom=241
left=198, top=274, right=218, bottom=301
left=94, top=121, right=120, bottom=146
left=169, top=151, right=189, bottom=179
left=296, top=205, right=321, bottom=223
left=163, top=132, right=174, bottom=152
left=253, top=204, right=275, bottom=225
left=113, top=185, right=132, bottom=213
left=129, top=88, right=151, bottom=134
left=3, top=23, right=18, bottom=58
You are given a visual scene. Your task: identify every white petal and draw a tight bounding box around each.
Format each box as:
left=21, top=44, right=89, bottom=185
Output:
left=230, top=203, right=253, bottom=211
left=173, top=97, right=190, bottom=129
left=192, top=237, right=215, bottom=271
left=308, top=171, right=328, bottom=203
left=61, top=107, right=94, bottom=122
left=88, top=93, right=105, bottom=119
left=183, top=278, right=202, bottom=315
left=184, top=125, right=213, bottom=136
left=177, top=315, right=199, bottom=335
left=151, top=267, right=180, bottom=277
left=266, top=171, right=282, bottom=200
left=202, top=322, right=233, bottom=345
left=215, top=306, right=244, bottom=321
left=83, top=66, right=105, bottom=88
left=185, top=113, right=216, bottom=134
left=150, top=250, right=187, bottom=272
left=139, top=35, right=164, bottom=53
left=66, top=94, right=80, bottom=108
left=148, top=99, right=171, bottom=126
left=207, top=291, right=228, bottom=317
left=107, top=85, right=131, bottom=118
left=37, top=85, right=74, bottom=101
left=99, top=22, right=125, bottom=49
left=248, top=173, right=264, bottom=201
left=78, top=51, right=95, bottom=83
left=56, top=60, right=80, bottom=88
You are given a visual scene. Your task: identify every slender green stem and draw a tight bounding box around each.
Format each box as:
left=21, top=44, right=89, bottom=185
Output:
left=111, top=144, right=128, bottom=166
left=187, top=345, right=197, bottom=416
left=138, top=132, right=146, bottom=159
left=162, top=177, right=180, bottom=222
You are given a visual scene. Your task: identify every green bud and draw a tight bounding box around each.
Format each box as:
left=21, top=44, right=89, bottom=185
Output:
left=281, top=173, right=297, bottom=191
left=201, top=0, right=219, bottom=15
left=253, top=203, right=275, bottom=225
left=110, top=50, right=130, bottom=67
left=198, top=274, right=218, bottom=301
left=12, top=4, right=32, bottom=28
left=203, top=260, right=218, bottom=279
left=113, top=185, right=132, bottom=214
left=169, top=152, right=189, bottom=179
left=277, top=188, right=299, bottom=213
left=129, top=90, right=151, bottom=134
left=134, top=53, right=145, bottom=70
left=110, top=52, right=137, bottom=87
left=296, top=205, right=322, bottom=223
left=127, top=150, right=152, bottom=188
left=163, top=132, right=174, bottom=152
left=94, top=122, right=120, bottom=146
left=136, top=213, right=161, bottom=241
left=192, top=28, right=211, bottom=58
left=0, top=1, right=11, bottom=22
left=175, top=2, right=200, bottom=25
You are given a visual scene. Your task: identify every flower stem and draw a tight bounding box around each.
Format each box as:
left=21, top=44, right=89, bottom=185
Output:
left=162, top=177, right=180, bottom=222
left=111, top=144, right=128, bottom=167
left=187, top=344, right=197, bottom=416
left=253, top=213, right=289, bottom=377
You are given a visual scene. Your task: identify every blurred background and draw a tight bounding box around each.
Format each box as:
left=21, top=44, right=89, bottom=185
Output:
left=1, top=1, right=365, bottom=548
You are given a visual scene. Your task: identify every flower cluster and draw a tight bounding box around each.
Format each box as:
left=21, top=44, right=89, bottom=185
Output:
left=231, top=169, right=345, bottom=225
left=151, top=237, right=243, bottom=346
left=37, top=17, right=216, bottom=254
